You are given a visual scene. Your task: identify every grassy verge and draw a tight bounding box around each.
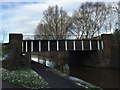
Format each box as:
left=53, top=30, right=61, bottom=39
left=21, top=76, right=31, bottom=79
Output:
left=1, top=67, right=49, bottom=89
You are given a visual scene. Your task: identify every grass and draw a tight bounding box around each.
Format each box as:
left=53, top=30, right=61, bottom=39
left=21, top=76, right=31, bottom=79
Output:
left=1, top=67, right=49, bottom=89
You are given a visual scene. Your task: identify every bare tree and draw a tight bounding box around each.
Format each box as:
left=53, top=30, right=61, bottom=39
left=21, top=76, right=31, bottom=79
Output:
left=70, top=2, right=108, bottom=39
left=103, top=2, right=120, bottom=34
left=114, top=1, right=120, bottom=29
left=0, top=30, right=7, bottom=43
left=34, top=5, right=72, bottom=72
left=35, top=5, right=72, bottom=40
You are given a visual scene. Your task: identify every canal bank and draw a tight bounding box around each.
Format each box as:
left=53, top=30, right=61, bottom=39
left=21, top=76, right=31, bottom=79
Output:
left=31, top=55, right=120, bottom=89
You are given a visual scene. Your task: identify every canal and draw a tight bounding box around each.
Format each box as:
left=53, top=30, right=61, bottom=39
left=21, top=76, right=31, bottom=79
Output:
left=31, top=55, right=120, bottom=89
left=70, top=66, right=120, bottom=89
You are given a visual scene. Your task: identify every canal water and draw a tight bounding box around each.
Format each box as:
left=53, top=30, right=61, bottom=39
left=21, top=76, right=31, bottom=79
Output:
left=70, top=67, right=120, bottom=88
left=31, top=56, right=120, bottom=89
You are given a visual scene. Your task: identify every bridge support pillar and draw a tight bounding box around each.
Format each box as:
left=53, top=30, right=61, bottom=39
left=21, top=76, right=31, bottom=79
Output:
left=101, top=34, right=112, bottom=67
left=5, top=34, right=31, bottom=69
left=8, top=34, right=23, bottom=69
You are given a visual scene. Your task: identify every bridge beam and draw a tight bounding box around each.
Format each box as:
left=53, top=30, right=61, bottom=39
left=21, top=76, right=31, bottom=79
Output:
left=22, top=40, right=103, bottom=52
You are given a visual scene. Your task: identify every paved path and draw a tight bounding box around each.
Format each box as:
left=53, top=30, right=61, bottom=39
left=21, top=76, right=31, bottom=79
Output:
left=2, top=61, right=82, bottom=89
left=31, top=61, right=81, bottom=88
left=2, top=80, right=22, bottom=89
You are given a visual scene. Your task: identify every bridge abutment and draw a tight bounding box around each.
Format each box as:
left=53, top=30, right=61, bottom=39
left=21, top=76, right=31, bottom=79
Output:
left=101, top=34, right=119, bottom=68
left=101, top=34, right=112, bottom=67
left=8, top=34, right=23, bottom=68
left=102, top=34, right=119, bottom=68
left=69, top=34, right=119, bottom=71
left=8, top=34, right=31, bottom=69
left=22, top=52, right=31, bottom=66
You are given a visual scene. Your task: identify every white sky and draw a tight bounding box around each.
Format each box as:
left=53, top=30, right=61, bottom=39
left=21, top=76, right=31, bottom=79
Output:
left=1, top=0, right=119, bottom=2
left=0, top=0, right=119, bottom=42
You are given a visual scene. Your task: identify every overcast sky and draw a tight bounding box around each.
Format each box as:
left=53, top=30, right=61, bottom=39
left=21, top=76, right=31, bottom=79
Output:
left=0, top=0, right=119, bottom=42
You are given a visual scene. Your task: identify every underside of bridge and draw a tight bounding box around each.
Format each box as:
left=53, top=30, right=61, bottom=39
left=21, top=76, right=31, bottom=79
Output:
left=68, top=50, right=101, bottom=67
left=68, top=50, right=103, bottom=75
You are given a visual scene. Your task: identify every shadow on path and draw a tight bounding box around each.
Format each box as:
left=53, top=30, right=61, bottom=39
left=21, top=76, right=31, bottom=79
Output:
left=1, top=61, right=82, bottom=89
left=31, top=61, right=81, bottom=88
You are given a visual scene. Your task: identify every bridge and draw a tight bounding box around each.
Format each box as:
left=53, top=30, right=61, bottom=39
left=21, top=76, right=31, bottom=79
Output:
left=3, top=33, right=119, bottom=69
left=22, top=39, right=103, bottom=52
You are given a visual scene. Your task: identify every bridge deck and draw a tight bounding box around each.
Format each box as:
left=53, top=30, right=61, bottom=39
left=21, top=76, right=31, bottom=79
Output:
left=22, top=40, right=103, bottom=52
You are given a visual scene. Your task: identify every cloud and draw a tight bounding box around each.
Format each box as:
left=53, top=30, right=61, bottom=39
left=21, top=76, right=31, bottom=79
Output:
left=1, top=0, right=118, bottom=43
left=2, top=3, right=45, bottom=34
left=1, top=2, right=81, bottom=36
left=1, top=0, right=119, bottom=2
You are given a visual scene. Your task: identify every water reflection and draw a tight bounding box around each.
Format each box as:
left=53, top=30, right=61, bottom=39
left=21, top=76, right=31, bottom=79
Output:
left=70, top=67, right=120, bottom=88
left=31, top=55, right=70, bottom=74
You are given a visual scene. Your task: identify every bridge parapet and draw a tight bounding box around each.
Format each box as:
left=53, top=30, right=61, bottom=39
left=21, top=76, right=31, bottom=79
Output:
left=22, top=39, right=103, bottom=52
